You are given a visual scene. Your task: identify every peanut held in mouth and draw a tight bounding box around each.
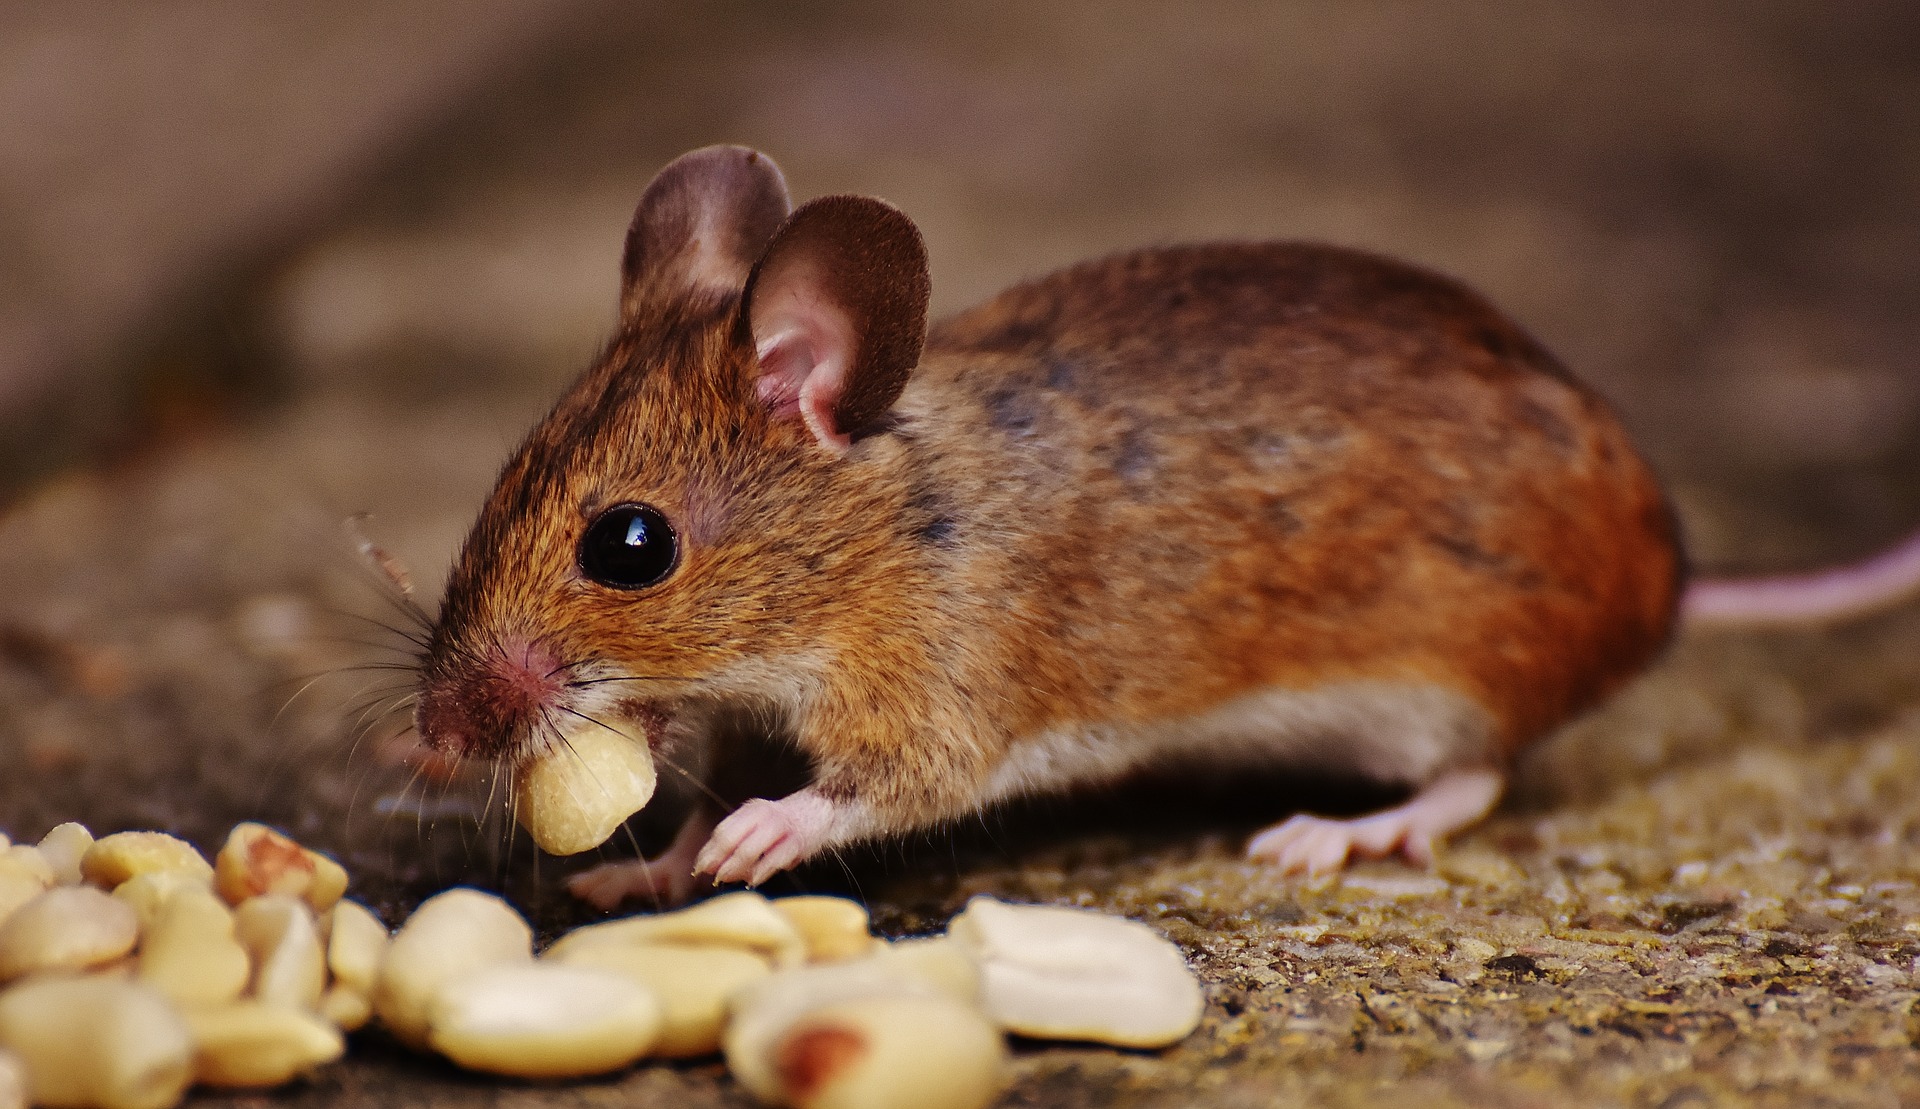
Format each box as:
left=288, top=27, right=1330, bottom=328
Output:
left=514, top=718, right=657, bottom=856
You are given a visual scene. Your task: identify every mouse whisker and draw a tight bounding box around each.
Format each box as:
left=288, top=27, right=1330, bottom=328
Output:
left=327, top=606, right=432, bottom=650
left=564, top=674, right=700, bottom=688
left=614, top=820, right=666, bottom=913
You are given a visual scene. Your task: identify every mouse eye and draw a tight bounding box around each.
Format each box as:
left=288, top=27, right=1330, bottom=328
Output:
left=578, top=503, right=679, bottom=590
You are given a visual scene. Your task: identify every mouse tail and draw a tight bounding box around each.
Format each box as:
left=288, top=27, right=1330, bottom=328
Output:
left=1682, top=525, right=1920, bottom=627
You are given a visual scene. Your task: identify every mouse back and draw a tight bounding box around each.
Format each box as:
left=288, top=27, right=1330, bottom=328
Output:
left=896, top=243, right=1681, bottom=760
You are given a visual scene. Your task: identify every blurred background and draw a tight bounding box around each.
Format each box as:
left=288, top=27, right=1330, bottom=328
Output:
left=6, top=0, right=1920, bottom=560
left=1, top=0, right=1919, bottom=908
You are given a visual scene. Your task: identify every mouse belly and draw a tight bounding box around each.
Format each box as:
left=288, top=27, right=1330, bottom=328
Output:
left=977, top=678, right=1495, bottom=807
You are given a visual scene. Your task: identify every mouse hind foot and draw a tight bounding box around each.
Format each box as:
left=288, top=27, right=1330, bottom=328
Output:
left=566, top=806, right=717, bottom=909
left=1245, top=768, right=1505, bottom=876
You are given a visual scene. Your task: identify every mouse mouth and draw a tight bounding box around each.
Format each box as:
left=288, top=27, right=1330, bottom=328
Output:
left=413, top=637, right=571, bottom=763
left=413, top=642, right=686, bottom=766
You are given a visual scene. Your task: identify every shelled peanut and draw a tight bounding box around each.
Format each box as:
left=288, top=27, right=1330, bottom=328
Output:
left=381, top=888, right=1199, bottom=1107
left=0, top=821, right=361, bottom=1108
left=0, top=815, right=1207, bottom=1109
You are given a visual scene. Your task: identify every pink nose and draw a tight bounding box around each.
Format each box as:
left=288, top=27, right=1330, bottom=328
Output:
left=414, top=639, right=565, bottom=761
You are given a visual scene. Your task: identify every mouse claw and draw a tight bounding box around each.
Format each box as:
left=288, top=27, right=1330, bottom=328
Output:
left=694, top=791, right=837, bottom=886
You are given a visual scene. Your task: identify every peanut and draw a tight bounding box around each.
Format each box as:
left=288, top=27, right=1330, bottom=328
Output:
left=373, top=887, right=532, bottom=1049
left=549, top=941, right=772, bottom=1057
left=233, top=895, right=325, bottom=1011
left=947, top=896, right=1203, bottom=1048
left=725, top=957, right=968, bottom=1102
left=867, top=937, right=981, bottom=1003
left=515, top=717, right=656, bottom=855
left=0, top=886, right=139, bottom=981
left=426, top=962, right=661, bottom=1078
left=179, top=1001, right=344, bottom=1088
left=213, top=824, right=348, bottom=914
left=772, top=897, right=876, bottom=964
left=81, top=833, right=214, bottom=890
left=324, top=899, right=388, bottom=995
left=137, top=889, right=250, bottom=1007
left=767, top=994, right=1006, bottom=1109
left=546, top=891, right=806, bottom=969
left=318, top=984, right=373, bottom=1032
left=0, top=976, right=194, bottom=1109
left=37, top=823, right=93, bottom=886
left=0, top=848, right=54, bottom=889
left=0, top=851, right=57, bottom=932
left=112, top=872, right=212, bottom=934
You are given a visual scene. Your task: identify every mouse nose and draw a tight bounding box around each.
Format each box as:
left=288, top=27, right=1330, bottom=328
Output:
left=414, top=638, right=566, bottom=762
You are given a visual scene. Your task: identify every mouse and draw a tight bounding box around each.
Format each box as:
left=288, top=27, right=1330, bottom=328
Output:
left=409, top=145, right=1920, bottom=908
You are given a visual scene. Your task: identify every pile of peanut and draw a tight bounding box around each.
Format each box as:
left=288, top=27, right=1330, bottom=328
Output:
left=0, top=821, right=1203, bottom=1109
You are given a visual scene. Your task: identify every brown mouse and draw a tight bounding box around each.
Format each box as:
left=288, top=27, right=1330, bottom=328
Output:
left=410, top=145, right=1920, bottom=907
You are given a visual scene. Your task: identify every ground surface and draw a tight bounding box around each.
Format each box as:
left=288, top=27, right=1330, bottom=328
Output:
left=3, top=2, right=1920, bottom=1106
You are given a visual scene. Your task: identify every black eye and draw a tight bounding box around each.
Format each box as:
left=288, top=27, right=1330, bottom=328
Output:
left=579, top=503, right=679, bottom=590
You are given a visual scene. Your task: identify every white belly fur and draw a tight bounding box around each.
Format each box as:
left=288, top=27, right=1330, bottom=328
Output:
left=978, top=679, right=1494, bottom=805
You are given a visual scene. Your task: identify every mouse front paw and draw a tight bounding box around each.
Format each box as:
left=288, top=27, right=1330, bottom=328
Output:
left=694, top=790, right=839, bottom=887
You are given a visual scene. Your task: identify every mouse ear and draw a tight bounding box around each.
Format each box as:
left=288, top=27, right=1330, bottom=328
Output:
left=742, top=195, right=930, bottom=452
left=621, top=146, right=792, bottom=320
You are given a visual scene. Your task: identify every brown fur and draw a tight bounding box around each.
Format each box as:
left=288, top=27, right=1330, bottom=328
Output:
left=418, top=152, right=1681, bottom=849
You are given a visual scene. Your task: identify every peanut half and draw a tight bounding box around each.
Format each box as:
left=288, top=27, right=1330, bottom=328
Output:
left=546, top=891, right=806, bottom=969
left=0, top=853, right=52, bottom=930
left=137, top=889, right=250, bottom=1007
left=0, top=886, right=139, bottom=981
left=772, top=897, right=877, bottom=964
left=426, top=962, right=661, bottom=1078
left=113, top=871, right=214, bottom=934
left=725, top=956, right=972, bottom=1103
left=213, top=824, right=349, bottom=914
left=180, top=1002, right=344, bottom=1089
left=37, top=822, right=94, bottom=886
left=515, top=716, right=656, bottom=855
left=233, top=895, right=326, bottom=1011
left=81, top=832, right=214, bottom=889
left=770, top=994, right=1006, bottom=1109
left=948, top=896, right=1203, bottom=1048
left=0, top=848, right=53, bottom=890
left=373, top=888, right=533, bottom=1049
left=548, top=941, right=773, bottom=1058
left=866, top=937, right=981, bottom=1004
left=319, top=985, right=374, bottom=1032
left=0, top=976, right=194, bottom=1109
left=325, top=899, right=388, bottom=995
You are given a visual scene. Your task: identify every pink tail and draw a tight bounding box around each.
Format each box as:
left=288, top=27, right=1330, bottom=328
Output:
left=1683, top=526, right=1920, bottom=627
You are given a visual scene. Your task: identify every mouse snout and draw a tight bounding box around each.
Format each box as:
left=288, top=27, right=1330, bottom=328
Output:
left=413, top=638, right=567, bottom=763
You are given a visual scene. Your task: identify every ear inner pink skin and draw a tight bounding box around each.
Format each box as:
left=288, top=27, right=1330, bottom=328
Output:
left=751, top=269, right=859, bottom=453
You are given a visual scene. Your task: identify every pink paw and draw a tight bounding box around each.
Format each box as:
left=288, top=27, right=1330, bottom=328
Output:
left=1245, top=811, right=1432, bottom=876
left=565, top=809, right=716, bottom=910
left=694, top=792, right=836, bottom=887
left=566, top=858, right=705, bottom=910
left=1245, top=770, right=1505, bottom=877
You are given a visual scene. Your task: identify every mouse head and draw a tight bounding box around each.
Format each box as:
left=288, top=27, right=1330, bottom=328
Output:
left=414, top=146, right=931, bottom=764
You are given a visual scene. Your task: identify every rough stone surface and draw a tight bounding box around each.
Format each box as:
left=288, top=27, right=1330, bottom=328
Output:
left=2, top=1, right=1919, bottom=1106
